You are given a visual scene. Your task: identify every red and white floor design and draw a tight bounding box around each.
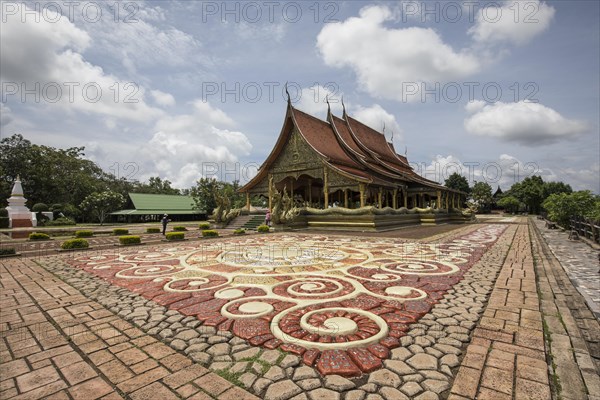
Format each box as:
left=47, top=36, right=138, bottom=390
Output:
left=67, top=224, right=506, bottom=376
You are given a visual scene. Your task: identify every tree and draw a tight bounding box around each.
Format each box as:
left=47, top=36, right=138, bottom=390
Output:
left=471, top=182, right=493, bottom=213
left=543, top=181, right=572, bottom=198
left=190, top=178, right=220, bottom=214
left=542, top=190, right=598, bottom=227
left=133, top=176, right=180, bottom=195
left=80, top=191, right=125, bottom=225
left=497, top=196, right=521, bottom=214
left=509, top=176, right=545, bottom=214
left=444, top=172, right=470, bottom=194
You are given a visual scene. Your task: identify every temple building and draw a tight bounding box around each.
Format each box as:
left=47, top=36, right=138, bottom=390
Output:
left=240, top=99, right=465, bottom=224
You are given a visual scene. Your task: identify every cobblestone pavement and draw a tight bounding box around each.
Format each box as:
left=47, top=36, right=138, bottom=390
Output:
left=2, top=219, right=597, bottom=399
left=534, top=219, right=600, bottom=319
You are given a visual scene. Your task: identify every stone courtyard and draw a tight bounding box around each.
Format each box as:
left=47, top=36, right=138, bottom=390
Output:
left=1, top=218, right=599, bottom=399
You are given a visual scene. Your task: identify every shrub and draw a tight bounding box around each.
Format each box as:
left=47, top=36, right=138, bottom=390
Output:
left=113, top=228, right=129, bottom=235
left=45, top=217, right=76, bottom=226
left=202, top=230, right=219, bottom=237
left=233, top=228, right=246, bottom=235
left=75, top=230, right=93, bottom=238
left=119, top=235, right=141, bottom=245
left=0, top=217, right=8, bottom=229
left=0, top=209, right=8, bottom=217
left=257, top=225, right=270, bottom=233
left=198, top=222, right=211, bottom=230
left=32, top=203, right=49, bottom=212
left=146, top=227, right=160, bottom=233
left=29, top=232, right=50, bottom=240
left=172, top=226, right=187, bottom=231
left=61, top=239, right=89, bottom=250
left=0, top=248, right=16, bottom=256
left=166, top=232, right=185, bottom=241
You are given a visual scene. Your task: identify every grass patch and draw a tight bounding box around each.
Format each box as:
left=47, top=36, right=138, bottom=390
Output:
left=214, top=369, right=244, bottom=388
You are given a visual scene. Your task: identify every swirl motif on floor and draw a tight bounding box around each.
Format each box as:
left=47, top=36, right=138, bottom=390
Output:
left=68, top=224, right=506, bottom=376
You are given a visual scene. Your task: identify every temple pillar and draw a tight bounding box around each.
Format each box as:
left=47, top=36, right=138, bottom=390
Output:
left=393, top=189, right=398, bottom=209
left=323, top=169, right=329, bottom=207
left=436, top=190, right=441, bottom=209
left=344, top=189, right=349, bottom=208
left=268, top=174, right=273, bottom=211
left=445, top=192, right=449, bottom=210
left=359, top=183, right=365, bottom=208
left=246, top=192, right=250, bottom=211
left=419, top=193, right=424, bottom=208
left=403, top=190, right=408, bottom=208
left=308, top=179, right=312, bottom=204
left=451, top=193, right=456, bottom=209
left=378, top=187, right=383, bottom=208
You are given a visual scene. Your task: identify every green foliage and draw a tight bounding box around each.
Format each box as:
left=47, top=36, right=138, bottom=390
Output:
left=45, top=217, right=76, bottom=226
left=201, top=229, right=219, bottom=237
left=0, top=209, right=8, bottom=217
left=29, top=232, right=50, bottom=240
left=61, top=238, right=89, bottom=249
left=119, top=235, right=141, bottom=245
left=75, top=230, right=93, bottom=238
left=32, top=203, right=49, bottom=212
left=444, top=172, right=470, bottom=194
left=497, top=196, right=521, bottom=214
left=146, top=227, right=161, bottom=233
left=132, top=176, right=180, bottom=195
left=0, top=217, right=8, bottom=229
left=172, top=226, right=187, bottom=231
left=257, top=224, right=270, bottom=233
left=543, top=181, right=572, bottom=198
left=166, top=232, right=185, bottom=241
left=542, top=191, right=599, bottom=227
left=61, top=204, right=81, bottom=220
left=470, top=182, right=493, bottom=213
left=233, top=228, right=246, bottom=235
left=190, top=178, right=246, bottom=214
left=80, top=191, right=125, bottom=225
left=0, top=248, right=16, bottom=256
left=112, top=228, right=129, bottom=235
left=198, top=222, right=211, bottom=230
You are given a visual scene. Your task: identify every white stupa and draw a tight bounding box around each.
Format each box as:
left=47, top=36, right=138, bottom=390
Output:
left=5, top=176, right=34, bottom=228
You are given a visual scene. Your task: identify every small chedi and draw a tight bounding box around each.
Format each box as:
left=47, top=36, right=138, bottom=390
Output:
left=5, top=176, right=35, bottom=238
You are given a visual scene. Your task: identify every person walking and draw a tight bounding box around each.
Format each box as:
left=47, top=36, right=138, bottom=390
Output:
left=161, top=214, right=170, bottom=235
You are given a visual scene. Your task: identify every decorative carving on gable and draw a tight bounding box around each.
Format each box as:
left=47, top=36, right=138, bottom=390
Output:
left=327, top=167, right=360, bottom=190
left=270, top=127, right=323, bottom=181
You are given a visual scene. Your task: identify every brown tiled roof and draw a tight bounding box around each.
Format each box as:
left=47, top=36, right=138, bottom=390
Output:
left=241, top=101, right=465, bottom=194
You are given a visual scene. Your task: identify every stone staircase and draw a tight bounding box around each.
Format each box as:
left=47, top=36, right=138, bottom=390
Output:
left=228, top=215, right=266, bottom=230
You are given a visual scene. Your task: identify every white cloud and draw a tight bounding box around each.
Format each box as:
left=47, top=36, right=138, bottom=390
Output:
left=143, top=101, right=252, bottom=188
left=464, top=101, right=588, bottom=145
left=352, top=104, right=403, bottom=142
left=418, top=153, right=561, bottom=191
left=296, top=85, right=343, bottom=118
left=151, top=90, right=176, bottom=107
left=0, top=6, right=161, bottom=122
left=0, top=104, right=14, bottom=128
left=316, top=5, right=480, bottom=101
left=465, top=100, right=486, bottom=114
left=469, top=0, right=555, bottom=46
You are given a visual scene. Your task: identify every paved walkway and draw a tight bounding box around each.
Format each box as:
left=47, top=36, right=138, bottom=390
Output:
left=534, top=219, right=600, bottom=319
left=0, top=258, right=258, bottom=399
left=1, top=219, right=599, bottom=399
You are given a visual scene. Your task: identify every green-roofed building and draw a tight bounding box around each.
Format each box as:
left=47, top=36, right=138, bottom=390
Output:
left=111, top=193, right=206, bottom=222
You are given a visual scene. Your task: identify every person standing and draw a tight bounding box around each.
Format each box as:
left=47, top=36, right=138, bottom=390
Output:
left=265, top=210, right=271, bottom=227
left=161, top=214, right=170, bottom=235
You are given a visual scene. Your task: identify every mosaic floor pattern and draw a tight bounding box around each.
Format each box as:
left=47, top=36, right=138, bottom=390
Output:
left=68, top=224, right=506, bottom=376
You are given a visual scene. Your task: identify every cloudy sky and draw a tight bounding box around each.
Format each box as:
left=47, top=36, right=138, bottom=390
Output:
left=1, top=0, right=598, bottom=192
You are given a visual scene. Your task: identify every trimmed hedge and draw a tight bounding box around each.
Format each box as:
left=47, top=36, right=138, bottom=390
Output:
left=45, top=217, right=76, bottom=226
left=257, top=225, right=270, bottom=233
left=113, top=228, right=129, bottom=235
left=233, top=228, right=246, bottom=235
left=172, top=226, right=188, bottom=231
left=201, top=230, right=219, bottom=237
left=75, top=230, right=93, bottom=238
left=146, top=227, right=161, bottom=233
left=0, top=248, right=16, bottom=256
left=29, top=232, right=50, bottom=240
left=166, top=232, right=185, bottom=241
left=61, top=239, right=89, bottom=250
left=198, top=222, right=211, bottom=230
left=119, top=235, right=141, bottom=245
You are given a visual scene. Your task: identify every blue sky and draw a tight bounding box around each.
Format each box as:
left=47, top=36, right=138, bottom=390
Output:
left=1, top=1, right=598, bottom=192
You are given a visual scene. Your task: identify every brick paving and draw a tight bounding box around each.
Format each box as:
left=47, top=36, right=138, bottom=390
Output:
left=0, top=258, right=259, bottom=399
left=1, top=219, right=599, bottom=399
